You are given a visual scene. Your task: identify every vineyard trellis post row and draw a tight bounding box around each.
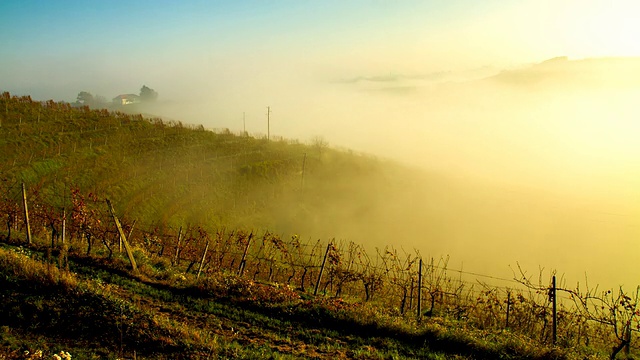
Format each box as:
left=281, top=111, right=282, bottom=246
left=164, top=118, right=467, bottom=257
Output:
left=21, top=182, right=31, bottom=245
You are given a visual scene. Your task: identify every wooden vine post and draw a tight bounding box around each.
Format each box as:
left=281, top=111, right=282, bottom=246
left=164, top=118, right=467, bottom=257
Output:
left=61, top=208, right=66, bottom=245
left=409, top=277, right=414, bottom=311
left=237, top=232, right=253, bottom=276
left=314, top=242, right=331, bottom=296
left=551, top=275, right=557, bottom=345
left=506, top=290, right=512, bottom=328
left=173, top=226, right=183, bottom=266
left=21, top=183, right=32, bottom=244
left=197, top=240, right=210, bottom=279
left=106, top=198, right=137, bottom=272
left=417, top=258, right=423, bottom=322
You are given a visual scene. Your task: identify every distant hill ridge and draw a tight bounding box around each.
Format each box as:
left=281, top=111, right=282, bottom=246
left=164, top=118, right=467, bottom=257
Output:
left=489, top=56, right=640, bottom=87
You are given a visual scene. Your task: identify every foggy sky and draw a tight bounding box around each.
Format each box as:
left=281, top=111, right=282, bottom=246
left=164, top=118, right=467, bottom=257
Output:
left=4, top=0, right=640, bottom=102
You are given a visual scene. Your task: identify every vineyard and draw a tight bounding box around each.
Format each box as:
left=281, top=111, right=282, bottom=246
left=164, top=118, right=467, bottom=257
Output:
left=1, top=92, right=639, bottom=359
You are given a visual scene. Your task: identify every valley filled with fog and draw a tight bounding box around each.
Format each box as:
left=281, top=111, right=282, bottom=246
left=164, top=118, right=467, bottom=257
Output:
left=129, top=58, right=640, bottom=289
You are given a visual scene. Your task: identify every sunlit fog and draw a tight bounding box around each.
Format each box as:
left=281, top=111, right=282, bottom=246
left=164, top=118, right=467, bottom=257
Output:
left=2, top=0, right=640, bottom=289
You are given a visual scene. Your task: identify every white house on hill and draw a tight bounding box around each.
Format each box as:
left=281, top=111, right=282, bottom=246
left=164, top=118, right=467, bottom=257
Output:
left=113, top=94, right=141, bottom=105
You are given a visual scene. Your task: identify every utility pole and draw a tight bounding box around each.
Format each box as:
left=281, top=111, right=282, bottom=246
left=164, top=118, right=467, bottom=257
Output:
left=301, top=153, right=307, bottom=190
left=243, top=112, right=246, bottom=135
left=266, top=106, right=271, bottom=141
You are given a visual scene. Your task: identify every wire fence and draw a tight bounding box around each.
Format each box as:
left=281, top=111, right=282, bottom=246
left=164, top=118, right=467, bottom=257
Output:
left=2, top=180, right=640, bottom=356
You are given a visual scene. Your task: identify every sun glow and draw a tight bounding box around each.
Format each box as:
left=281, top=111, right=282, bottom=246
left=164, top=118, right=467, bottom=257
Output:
left=553, top=0, right=640, bottom=58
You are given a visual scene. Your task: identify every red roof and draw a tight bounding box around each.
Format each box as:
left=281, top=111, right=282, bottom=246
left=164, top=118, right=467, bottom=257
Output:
left=113, top=94, right=139, bottom=100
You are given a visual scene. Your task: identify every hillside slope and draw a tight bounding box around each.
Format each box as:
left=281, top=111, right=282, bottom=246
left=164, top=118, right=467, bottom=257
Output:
left=0, top=92, right=427, bottom=239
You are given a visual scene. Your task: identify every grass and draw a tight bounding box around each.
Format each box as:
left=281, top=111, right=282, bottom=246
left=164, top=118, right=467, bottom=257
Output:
left=0, top=239, right=581, bottom=360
